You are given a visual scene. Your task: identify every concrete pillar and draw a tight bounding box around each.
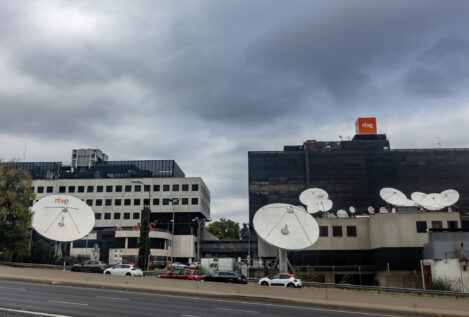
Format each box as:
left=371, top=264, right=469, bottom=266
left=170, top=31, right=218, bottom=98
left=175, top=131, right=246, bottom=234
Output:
left=279, top=249, right=288, bottom=273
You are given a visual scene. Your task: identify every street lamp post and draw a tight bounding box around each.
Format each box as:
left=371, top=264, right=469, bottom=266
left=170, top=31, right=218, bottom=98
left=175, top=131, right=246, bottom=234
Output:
left=192, top=217, right=201, bottom=263
left=170, top=198, right=179, bottom=266
left=132, top=181, right=151, bottom=270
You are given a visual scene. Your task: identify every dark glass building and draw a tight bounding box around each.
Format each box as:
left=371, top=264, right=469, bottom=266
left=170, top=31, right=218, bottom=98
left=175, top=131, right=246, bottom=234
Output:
left=249, top=134, right=469, bottom=260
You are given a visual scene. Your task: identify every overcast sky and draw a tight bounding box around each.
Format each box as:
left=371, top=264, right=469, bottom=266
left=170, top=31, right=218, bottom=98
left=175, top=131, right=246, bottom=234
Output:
left=1, top=0, right=469, bottom=224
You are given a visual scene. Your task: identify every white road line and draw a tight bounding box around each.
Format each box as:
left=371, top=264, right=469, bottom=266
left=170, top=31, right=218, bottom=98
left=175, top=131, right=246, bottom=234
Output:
left=49, top=300, right=88, bottom=306
left=0, top=307, right=72, bottom=317
left=97, top=296, right=130, bottom=301
left=216, top=307, right=260, bottom=314
left=3, top=280, right=404, bottom=317
left=181, top=315, right=200, bottom=317
left=0, top=286, right=27, bottom=291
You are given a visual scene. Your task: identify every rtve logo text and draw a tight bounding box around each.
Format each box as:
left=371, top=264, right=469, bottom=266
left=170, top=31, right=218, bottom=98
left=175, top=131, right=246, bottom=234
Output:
left=362, top=123, right=374, bottom=129
left=54, top=198, right=69, bottom=205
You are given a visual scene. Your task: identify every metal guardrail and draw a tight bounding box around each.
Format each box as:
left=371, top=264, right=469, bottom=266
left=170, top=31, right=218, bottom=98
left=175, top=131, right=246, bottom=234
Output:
left=1, top=261, right=468, bottom=297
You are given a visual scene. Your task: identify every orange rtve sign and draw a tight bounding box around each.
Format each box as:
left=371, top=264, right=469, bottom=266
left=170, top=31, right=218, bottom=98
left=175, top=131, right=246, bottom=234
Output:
left=355, top=117, right=377, bottom=134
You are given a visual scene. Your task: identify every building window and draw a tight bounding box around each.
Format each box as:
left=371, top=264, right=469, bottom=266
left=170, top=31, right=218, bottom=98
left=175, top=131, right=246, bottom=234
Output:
left=46, top=186, right=53, bottom=193
left=134, top=199, right=141, bottom=206
left=144, top=185, right=150, bottom=192
left=182, top=184, right=189, bottom=191
left=448, top=221, right=458, bottom=229
left=347, top=226, right=357, bottom=237
left=87, top=186, right=94, bottom=193
left=332, top=226, right=342, bottom=237
left=182, top=198, right=189, bottom=205
left=192, top=184, right=199, bottom=191
left=153, top=185, right=160, bottom=191
left=96, top=199, right=103, bottom=206
left=95, top=213, right=102, bottom=220
left=86, top=199, right=93, bottom=206
left=78, top=186, right=85, bottom=193
left=172, top=198, right=179, bottom=205
left=104, top=213, right=111, bottom=220
left=37, top=186, right=44, bottom=193
left=163, top=199, right=170, bottom=205
left=124, top=199, right=131, bottom=206
left=416, top=221, right=427, bottom=233
left=105, top=199, right=112, bottom=206
left=106, top=185, right=113, bottom=193
left=191, top=198, right=199, bottom=205
left=125, top=185, right=132, bottom=192
left=59, top=186, right=66, bottom=193
left=68, top=186, right=75, bottom=193
left=143, top=199, right=150, bottom=206
left=133, top=213, right=140, bottom=220
left=431, top=221, right=443, bottom=229
left=114, top=213, right=121, bottom=220
left=134, top=185, right=141, bottom=192
left=115, top=185, right=122, bottom=192
left=97, top=186, right=103, bottom=193
left=123, top=213, right=130, bottom=220
left=163, top=185, right=170, bottom=191
left=173, top=184, right=179, bottom=191
left=153, top=198, right=160, bottom=205
left=319, top=226, right=328, bottom=237
left=115, top=199, right=121, bottom=206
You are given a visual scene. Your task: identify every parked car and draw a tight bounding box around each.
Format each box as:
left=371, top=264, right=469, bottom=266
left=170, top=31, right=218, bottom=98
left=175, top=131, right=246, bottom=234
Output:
left=151, top=260, right=167, bottom=269
left=170, top=262, right=187, bottom=269
left=71, top=260, right=108, bottom=273
left=258, top=273, right=302, bottom=288
left=159, top=269, right=204, bottom=281
left=203, top=271, right=247, bottom=284
left=103, top=264, right=143, bottom=277
left=188, top=262, right=200, bottom=269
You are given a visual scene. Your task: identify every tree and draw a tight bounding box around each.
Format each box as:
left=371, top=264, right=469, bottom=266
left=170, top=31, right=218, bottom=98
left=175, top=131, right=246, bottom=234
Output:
left=240, top=223, right=249, bottom=240
left=207, top=218, right=240, bottom=240
left=0, top=163, right=35, bottom=262
left=138, top=206, right=150, bottom=270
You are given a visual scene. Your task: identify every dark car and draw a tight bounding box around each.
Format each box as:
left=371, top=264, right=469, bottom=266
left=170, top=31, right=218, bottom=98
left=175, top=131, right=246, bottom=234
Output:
left=203, top=270, right=247, bottom=284
left=151, top=260, right=167, bottom=269
left=159, top=269, right=204, bottom=281
left=71, top=260, right=108, bottom=273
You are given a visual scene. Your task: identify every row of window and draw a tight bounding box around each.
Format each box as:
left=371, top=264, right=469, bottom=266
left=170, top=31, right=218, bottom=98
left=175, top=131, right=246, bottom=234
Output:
left=416, top=220, right=458, bottom=233
left=34, top=184, right=199, bottom=194
left=86, top=197, right=198, bottom=207
left=319, top=226, right=357, bottom=237
left=95, top=212, right=140, bottom=220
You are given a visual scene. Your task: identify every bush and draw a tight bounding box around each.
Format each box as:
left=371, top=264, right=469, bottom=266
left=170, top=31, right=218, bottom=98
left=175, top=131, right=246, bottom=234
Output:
left=296, top=269, right=320, bottom=282
left=199, top=265, right=211, bottom=275
left=430, top=278, right=454, bottom=291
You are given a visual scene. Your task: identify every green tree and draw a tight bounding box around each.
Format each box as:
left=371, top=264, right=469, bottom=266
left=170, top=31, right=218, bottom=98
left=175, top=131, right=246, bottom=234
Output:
left=0, top=163, right=35, bottom=262
left=207, top=218, right=240, bottom=240
left=240, top=223, right=249, bottom=240
left=31, top=239, right=56, bottom=264
left=138, top=206, right=150, bottom=270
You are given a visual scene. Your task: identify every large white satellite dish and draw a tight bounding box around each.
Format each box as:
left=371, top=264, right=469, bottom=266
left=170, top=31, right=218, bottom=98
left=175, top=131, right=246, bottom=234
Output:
left=336, top=210, right=349, bottom=218
left=437, top=189, right=459, bottom=207
left=411, top=192, right=426, bottom=206
left=32, top=195, right=95, bottom=242
left=379, top=188, right=407, bottom=206
left=299, top=188, right=328, bottom=206
left=420, top=193, right=445, bottom=211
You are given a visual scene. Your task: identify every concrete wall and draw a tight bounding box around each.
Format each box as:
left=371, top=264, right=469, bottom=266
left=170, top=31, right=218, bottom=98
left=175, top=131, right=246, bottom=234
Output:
left=424, top=259, right=469, bottom=292
left=173, top=235, right=195, bottom=258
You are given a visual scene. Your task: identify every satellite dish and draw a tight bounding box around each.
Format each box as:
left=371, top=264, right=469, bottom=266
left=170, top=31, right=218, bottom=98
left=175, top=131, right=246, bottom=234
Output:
left=421, top=193, right=445, bottom=210
left=253, top=203, right=319, bottom=250
left=367, top=206, right=375, bottom=214
left=299, top=188, right=328, bottom=206
left=438, top=189, right=459, bottom=207
left=378, top=207, right=387, bottom=213
left=379, top=188, right=407, bottom=206
left=32, top=195, right=95, bottom=242
left=411, top=192, right=426, bottom=205
left=336, top=210, right=349, bottom=218
left=403, top=199, right=417, bottom=207
left=318, top=199, right=333, bottom=212
left=349, top=206, right=356, bottom=214
left=307, top=204, right=320, bottom=214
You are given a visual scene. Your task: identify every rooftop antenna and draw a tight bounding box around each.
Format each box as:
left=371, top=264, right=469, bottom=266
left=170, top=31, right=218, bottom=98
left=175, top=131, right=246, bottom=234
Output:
left=436, top=137, right=441, bottom=149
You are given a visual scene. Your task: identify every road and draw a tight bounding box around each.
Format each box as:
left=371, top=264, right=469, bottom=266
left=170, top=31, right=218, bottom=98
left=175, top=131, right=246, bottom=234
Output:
left=0, top=279, right=417, bottom=317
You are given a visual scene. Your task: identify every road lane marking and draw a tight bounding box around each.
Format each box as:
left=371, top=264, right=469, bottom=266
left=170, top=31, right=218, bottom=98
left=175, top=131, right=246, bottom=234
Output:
left=0, top=307, right=72, bottom=317
left=49, top=300, right=88, bottom=306
left=216, top=307, right=260, bottom=314
left=97, top=296, right=130, bottom=301
left=181, top=315, right=200, bottom=317
left=0, top=286, right=26, bottom=291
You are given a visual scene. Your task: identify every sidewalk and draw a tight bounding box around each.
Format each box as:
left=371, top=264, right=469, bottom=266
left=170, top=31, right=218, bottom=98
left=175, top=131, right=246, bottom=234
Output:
left=1, top=265, right=468, bottom=317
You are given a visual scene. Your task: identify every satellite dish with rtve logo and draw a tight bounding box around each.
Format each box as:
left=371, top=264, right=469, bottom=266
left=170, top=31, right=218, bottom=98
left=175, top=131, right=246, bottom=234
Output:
left=32, top=195, right=95, bottom=242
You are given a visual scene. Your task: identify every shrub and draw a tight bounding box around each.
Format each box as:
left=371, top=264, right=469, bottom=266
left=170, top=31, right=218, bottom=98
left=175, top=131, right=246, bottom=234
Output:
left=430, top=278, right=454, bottom=291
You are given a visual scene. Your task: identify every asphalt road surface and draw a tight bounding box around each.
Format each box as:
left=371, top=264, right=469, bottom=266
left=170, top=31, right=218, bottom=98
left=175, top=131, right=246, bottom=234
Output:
left=0, top=279, right=418, bottom=317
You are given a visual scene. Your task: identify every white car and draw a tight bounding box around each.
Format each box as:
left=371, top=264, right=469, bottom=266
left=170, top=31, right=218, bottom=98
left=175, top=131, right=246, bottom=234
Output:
left=171, top=262, right=187, bottom=269
left=258, top=273, right=302, bottom=288
left=103, top=264, right=143, bottom=277
left=189, top=262, right=200, bottom=269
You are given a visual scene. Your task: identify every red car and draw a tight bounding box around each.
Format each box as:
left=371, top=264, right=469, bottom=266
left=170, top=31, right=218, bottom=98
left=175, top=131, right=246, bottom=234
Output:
left=159, top=269, right=204, bottom=281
